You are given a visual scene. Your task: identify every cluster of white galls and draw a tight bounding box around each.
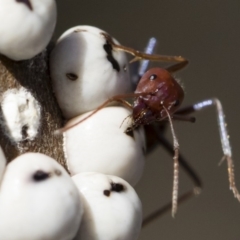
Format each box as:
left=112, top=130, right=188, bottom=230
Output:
left=0, top=1, right=146, bottom=240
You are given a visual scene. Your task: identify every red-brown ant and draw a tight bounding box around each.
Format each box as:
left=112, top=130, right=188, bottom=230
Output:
left=57, top=66, right=196, bottom=217
left=56, top=33, right=240, bottom=220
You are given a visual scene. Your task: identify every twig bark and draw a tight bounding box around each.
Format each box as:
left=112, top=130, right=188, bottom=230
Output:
left=0, top=44, right=66, bottom=169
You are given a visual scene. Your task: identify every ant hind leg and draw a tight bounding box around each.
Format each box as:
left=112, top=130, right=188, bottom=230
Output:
left=175, top=98, right=240, bottom=201
left=142, top=123, right=202, bottom=227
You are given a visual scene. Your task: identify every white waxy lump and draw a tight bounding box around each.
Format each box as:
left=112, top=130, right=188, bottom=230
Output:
left=64, top=106, right=146, bottom=186
left=0, top=153, right=83, bottom=240
left=1, top=87, right=41, bottom=143
left=72, top=172, right=142, bottom=240
left=0, top=0, right=57, bottom=60
left=50, top=25, right=131, bottom=119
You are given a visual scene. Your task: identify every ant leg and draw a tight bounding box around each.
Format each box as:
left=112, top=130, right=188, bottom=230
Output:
left=132, top=37, right=158, bottom=88
left=142, top=124, right=202, bottom=227
left=144, top=124, right=161, bottom=154
left=143, top=190, right=198, bottom=227
left=145, top=116, right=195, bottom=155
left=101, top=32, right=188, bottom=67
left=138, top=37, right=158, bottom=77
left=54, top=92, right=153, bottom=134
left=165, top=60, right=189, bottom=73
left=175, top=98, right=240, bottom=201
left=172, top=115, right=196, bottom=123
left=115, top=99, right=133, bottom=110
left=55, top=91, right=155, bottom=134
left=163, top=106, right=180, bottom=217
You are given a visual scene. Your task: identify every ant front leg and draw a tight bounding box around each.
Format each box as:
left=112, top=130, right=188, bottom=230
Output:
left=138, top=37, right=158, bottom=77
left=165, top=60, right=189, bottom=73
left=142, top=123, right=202, bottom=227
left=132, top=37, right=158, bottom=89
left=54, top=94, right=135, bottom=134
left=55, top=92, right=154, bottom=134
left=175, top=98, right=240, bottom=201
left=101, top=32, right=188, bottom=71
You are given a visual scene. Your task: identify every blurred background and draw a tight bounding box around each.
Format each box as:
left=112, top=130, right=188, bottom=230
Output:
left=56, top=1, right=240, bottom=239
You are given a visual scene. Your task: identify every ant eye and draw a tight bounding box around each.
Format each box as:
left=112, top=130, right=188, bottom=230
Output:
left=149, top=74, right=157, bottom=81
left=173, top=100, right=180, bottom=107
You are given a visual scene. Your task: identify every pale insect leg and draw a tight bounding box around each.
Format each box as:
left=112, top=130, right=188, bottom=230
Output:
left=176, top=98, right=240, bottom=201
left=131, top=37, right=157, bottom=88
left=163, top=106, right=180, bottom=217
left=142, top=123, right=202, bottom=227
left=138, top=37, right=157, bottom=77
left=101, top=32, right=188, bottom=64
left=54, top=93, right=150, bottom=134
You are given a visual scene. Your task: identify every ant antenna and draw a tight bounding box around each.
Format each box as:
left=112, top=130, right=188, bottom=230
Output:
left=142, top=123, right=202, bottom=226
left=176, top=98, right=240, bottom=201
left=163, top=106, right=180, bottom=217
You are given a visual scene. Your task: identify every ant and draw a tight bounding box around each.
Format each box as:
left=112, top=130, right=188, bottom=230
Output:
left=56, top=33, right=240, bottom=222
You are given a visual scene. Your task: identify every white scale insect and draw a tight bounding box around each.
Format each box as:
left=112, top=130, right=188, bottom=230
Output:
left=0, top=153, right=83, bottom=240
left=0, top=0, right=56, bottom=60
left=50, top=25, right=131, bottom=118
left=64, top=106, right=146, bottom=186
left=72, top=172, right=142, bottom=240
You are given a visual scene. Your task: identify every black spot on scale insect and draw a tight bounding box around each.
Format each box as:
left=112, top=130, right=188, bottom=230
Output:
left=16, top=0, right=33, bottom=11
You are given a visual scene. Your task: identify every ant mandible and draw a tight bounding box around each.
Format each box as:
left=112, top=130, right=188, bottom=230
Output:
left=56, top=32, right=240, bottom=219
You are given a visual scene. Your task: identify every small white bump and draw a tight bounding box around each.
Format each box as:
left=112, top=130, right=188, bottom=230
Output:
left=1, top=87, right=41, bottom=143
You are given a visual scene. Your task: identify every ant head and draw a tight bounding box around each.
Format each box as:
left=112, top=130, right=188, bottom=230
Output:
left=134, top=67, right=184, bottom=121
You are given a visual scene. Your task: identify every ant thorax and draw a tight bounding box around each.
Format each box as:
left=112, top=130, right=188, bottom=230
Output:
left=132, top=68, right=184, bottom=127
